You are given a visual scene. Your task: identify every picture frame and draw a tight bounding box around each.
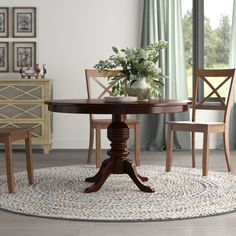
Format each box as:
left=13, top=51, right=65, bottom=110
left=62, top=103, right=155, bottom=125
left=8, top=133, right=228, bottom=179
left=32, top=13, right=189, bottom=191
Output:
left=0, top=7, right=9, bottom=37
left=13, top=7, right=36, bottom=37
left=13, top=42, right=36, bottom=72
left=0, top=42, right=9, bottom=72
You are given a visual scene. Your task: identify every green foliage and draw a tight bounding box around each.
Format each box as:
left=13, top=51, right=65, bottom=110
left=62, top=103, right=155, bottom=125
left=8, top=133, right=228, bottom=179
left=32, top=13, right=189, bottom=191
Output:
left=183, top=10, right=231, bottom=70
left=94, top=41, right=168, bottom=97
left=183, top=10, right=193, bottom=69
left=214, top=16, right=231, bottom=65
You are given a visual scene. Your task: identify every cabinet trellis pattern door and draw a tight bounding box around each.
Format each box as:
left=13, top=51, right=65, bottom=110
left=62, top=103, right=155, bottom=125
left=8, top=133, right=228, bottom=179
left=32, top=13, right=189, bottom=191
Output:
left=0, top=79, right=52, bottom=154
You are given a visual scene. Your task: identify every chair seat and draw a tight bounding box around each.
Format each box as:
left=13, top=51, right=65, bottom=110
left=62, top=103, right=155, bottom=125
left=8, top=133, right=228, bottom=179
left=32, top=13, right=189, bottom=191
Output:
left=166, top=121, right=225, bottom=132
left=0, top=128, right=33, bottom=141
left=167, top=121, right=224, bottom=125
left=0, top=127, right=32, bottom=133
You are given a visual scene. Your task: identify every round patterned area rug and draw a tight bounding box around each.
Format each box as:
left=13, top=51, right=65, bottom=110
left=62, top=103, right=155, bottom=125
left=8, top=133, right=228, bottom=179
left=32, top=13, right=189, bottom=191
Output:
left=0, top=165, right=236, bottom=222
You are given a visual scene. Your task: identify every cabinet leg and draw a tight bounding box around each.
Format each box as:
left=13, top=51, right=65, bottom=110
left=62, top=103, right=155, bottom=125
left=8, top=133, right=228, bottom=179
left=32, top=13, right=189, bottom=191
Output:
left=43, top=144, right=51, bottom=154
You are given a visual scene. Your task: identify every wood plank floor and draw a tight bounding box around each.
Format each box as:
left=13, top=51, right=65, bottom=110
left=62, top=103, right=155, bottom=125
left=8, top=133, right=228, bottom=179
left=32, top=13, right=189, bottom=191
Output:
left=0, top=149, right=236, bottom=236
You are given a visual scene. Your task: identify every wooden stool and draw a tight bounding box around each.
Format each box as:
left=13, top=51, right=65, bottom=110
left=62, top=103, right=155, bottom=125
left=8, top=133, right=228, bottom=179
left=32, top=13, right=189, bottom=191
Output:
left=0, top=128, right=34, bottom=193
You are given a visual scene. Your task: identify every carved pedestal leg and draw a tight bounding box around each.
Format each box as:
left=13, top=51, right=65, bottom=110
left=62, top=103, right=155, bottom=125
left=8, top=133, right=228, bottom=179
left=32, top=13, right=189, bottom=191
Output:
left=85, top=159, right=110, bottom=183
left=84, top=114, right=155, bottom=193
left=123, top=159, right=154, bottom=192
left=85, top=160, right=113, bottom=193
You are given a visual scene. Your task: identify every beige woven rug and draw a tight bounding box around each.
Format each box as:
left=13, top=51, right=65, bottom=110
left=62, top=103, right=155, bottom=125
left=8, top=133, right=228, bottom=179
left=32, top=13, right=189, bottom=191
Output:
left=0, top=165, right=236, bottom=222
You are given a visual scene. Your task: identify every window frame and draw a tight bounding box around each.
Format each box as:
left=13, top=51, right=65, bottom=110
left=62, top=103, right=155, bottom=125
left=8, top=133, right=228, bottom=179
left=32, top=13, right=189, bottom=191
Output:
left=192, top=0, right=204, bottom=100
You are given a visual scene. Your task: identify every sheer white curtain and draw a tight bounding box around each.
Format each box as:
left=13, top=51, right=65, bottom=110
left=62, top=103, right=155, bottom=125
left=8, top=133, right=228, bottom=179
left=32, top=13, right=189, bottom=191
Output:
left=228, top=0, right=236, bottom=149
left=138, top=0, right=190, bottom=150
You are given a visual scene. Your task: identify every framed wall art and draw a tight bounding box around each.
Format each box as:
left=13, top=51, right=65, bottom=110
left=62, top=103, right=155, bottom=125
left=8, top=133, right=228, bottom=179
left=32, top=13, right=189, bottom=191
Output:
left=13, top=42, right=36, bottom=72
left=0, top=7, right=9, bottom=37
left=0, top=42, right=9, bottom=72
left=13, top=7, right=36, bottom=37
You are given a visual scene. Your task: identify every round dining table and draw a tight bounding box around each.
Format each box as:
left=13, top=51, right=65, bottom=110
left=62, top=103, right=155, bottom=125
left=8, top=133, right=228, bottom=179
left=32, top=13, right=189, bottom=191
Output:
left=45, top=98, right=191, bottom=193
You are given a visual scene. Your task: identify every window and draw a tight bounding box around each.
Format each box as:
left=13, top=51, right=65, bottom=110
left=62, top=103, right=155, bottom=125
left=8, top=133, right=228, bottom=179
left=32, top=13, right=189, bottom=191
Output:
left=182, top=0, right=233, bottom=98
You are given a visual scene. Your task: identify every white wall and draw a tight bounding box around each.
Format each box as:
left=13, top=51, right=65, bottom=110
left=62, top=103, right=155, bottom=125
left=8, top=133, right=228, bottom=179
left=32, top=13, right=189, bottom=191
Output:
left=0, top=0, right=144, bottom=149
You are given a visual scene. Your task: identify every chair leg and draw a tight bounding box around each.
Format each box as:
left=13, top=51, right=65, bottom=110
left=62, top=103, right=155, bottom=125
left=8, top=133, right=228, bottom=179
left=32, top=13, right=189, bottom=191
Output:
left=134, top=123, right=141, bottom=166
left=25, top=132, right=34, bottom=185
left=202, top=129, right=209, bottom=176
left=95, top=126, right=101, bottom=168
left=166, top=124, right=173, bottom=172
left=192, top=132, right=196, bottom=168
left=5, top=138, right=15, bottom=194
left=223, top=131, right=233, bottom=172
left=87, top=126, right=94, bottom=164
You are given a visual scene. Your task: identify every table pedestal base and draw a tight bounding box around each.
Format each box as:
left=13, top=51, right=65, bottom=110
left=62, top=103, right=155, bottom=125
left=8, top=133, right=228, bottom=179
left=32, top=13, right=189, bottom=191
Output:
left=85, top=114, right=155, bottom=193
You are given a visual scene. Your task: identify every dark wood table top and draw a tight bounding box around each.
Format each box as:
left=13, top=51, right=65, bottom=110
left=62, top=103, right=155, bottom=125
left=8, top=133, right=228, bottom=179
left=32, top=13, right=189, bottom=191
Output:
left=45, top=99, right=192, bottom=115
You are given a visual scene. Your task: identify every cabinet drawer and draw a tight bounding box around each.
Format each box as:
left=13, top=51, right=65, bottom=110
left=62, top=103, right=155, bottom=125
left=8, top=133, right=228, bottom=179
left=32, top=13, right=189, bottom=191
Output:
left=0, top=103, right=43, bottom=120
left=0, top=84, right=43, bottom=101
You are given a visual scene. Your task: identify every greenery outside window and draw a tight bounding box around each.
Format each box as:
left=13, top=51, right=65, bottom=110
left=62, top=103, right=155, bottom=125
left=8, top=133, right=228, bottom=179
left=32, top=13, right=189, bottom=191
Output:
left=182, top=0, right=233, bottom=99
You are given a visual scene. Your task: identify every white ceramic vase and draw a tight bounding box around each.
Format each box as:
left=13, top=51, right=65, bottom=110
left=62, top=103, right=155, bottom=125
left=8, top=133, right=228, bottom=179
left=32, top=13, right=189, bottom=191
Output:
left=126, top=76, right=150, bottom=100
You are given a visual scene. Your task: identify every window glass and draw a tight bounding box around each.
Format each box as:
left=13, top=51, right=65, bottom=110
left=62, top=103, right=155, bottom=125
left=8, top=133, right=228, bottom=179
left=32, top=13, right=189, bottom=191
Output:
left=204, top=0, right=233, bottom=97
left=182, top=0, right=193, bottom=97
left=204, top=0, right=233, bottom=69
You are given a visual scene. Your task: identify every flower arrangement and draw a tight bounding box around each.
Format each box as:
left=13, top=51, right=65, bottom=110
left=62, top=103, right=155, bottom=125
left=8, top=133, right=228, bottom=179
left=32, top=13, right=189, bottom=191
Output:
left=94, top=40, right=168, bottom=98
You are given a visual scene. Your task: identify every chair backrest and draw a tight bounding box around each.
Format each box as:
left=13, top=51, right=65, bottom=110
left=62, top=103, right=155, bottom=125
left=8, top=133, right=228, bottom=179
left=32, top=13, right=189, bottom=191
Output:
left=85, top=69, right=126, bottom=99
left=192, top=68, right=236, bottom=124
left=85, top=68, right=125, bottom=120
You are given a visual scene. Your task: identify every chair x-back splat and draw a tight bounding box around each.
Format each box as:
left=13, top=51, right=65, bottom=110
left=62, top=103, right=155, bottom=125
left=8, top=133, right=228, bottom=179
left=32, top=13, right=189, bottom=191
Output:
left=166, top=68, right=236, bottom=176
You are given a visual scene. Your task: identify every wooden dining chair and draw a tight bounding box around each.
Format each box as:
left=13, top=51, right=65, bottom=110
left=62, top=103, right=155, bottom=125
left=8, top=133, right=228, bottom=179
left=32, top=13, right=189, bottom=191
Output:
left=166, top=68, right=236, bottom=176
left=85, top=68, right=141, bottom=168
left=0, top=127, right=34, bottom=193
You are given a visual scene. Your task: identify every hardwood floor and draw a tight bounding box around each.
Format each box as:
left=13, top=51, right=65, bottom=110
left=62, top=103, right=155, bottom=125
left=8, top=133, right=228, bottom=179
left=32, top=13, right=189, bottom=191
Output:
left=0, top=149, right=236, bottom=236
